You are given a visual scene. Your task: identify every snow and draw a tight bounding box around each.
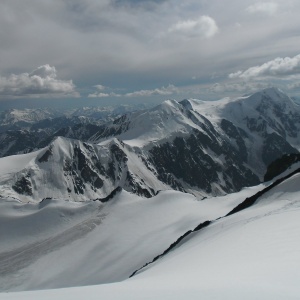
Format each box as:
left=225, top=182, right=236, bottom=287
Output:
left=96, top=99, right=208, bottom=148
left=0, top=149, right=44, bottom=185
left=1, top=172, right=300, bottom=299
left=0, top=188, right=246, bottom=292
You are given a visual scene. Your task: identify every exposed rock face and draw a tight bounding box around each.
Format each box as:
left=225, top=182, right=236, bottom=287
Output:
left=264, top=153, right=300, bottom=181
left=148, top=129, right=259, bottom=194
left=12, top=174, right=33, bottom=196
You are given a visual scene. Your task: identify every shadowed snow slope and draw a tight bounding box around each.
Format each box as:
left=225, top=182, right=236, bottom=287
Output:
left=1, top=171, right=300, bottom=299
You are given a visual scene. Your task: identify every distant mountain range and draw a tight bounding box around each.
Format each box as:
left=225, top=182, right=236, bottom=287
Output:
left=1, top=87, right=299, bottom=202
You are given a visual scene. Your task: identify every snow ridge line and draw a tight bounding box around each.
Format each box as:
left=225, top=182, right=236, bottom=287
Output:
left=93, top=186, right=122, bottom=203
left=130, top=167, right=300, bottom=279
left=225, top=167, right=300, bottom=216
left=129, top=220, right=211, bottom=278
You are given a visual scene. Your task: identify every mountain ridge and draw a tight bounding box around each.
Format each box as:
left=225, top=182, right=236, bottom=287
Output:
left=0, top=87, right=299, bottom=202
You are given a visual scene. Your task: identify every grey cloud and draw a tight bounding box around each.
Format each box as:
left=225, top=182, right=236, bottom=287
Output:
left=246, top=2, right=279, bottom=15
left=210, top=81, right=273, bottom=94
left=167, top=16, right=219, bottom=39
left=0, top=65, right=79, bottom=98
left=1, top=0, right=300, bottom=101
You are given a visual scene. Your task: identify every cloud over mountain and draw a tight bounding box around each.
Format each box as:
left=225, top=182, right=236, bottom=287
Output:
left=0, top=65, right=79, bottom=98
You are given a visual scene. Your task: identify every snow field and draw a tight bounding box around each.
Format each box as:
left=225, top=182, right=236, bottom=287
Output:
left=1, top=176, right=300, bottom=299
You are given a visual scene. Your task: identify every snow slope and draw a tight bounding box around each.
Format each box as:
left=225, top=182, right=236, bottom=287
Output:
left=0, top=184, right=263, bottom=292
left=1, top=170, right=300, bottom=299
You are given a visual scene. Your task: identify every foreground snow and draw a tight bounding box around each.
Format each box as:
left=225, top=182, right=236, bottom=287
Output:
left=0, top=187, right=254, bottom=292
left=1, top=171, right=300, bottom=298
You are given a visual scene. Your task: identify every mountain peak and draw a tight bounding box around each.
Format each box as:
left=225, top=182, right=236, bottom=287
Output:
left=156, top=99, right=182, bottom=111
left=257, top=87, right=286, bottom=99
left=241, top=87, right=296, bottom=111
left=252, top=86, right=289, bottom=100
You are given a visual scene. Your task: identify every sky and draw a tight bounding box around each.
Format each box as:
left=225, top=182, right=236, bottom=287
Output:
left=1, top=0, right=300, bottom=108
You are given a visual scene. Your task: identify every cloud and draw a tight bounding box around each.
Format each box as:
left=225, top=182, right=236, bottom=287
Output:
left=1, top=1, right=300, bottom=102
left=0, top=65, right=78, bottom=98
left=125, top=84, right=179, bottom=97
left=88, top=84, right=179, bottom=98
left=287, top=82, right=300, bottom=90
left=246, top=2, right=279, bottom=15
left=30, top=65, right=57, bottom=78
left=94, top=84, right=106, bottom=91
left=88, top=92, right=110, bottom=98
left=167, top=16, right=218, bottom=38
left=210, top=81, right=272, bottom=93
left=229, top=54, right=300, bottom=79
left=88, top=85, right=122, bottom=98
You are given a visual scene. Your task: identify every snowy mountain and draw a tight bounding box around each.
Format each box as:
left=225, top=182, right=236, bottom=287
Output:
left=1, top=88, right=300, bottom=201
left=0, top=137, right=167, bottom=202
left=188, top=87, right=300, bottom=167
left=90, top=87, right=300, bottom=190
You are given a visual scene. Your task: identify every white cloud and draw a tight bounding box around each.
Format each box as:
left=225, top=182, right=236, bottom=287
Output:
left=246, top=2, right=279, bottom=15
left=167, top=16, right=219, bottom=38
left=88, top=92, right=110, bottom=98
left=30, top=65, right=57, bottom=78
left=88, top=85, right=122, bottom=98
left=229, top=54, right=300, bottom=79
left=94, top=84, right=106, bottom=91
left=0, top=64, right=78, bottom=98
left=125, top=84, right=179, bottom=97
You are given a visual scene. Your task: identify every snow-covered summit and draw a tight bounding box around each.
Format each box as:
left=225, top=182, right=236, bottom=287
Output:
left=92, top=98, right=209, bottom=147
left=0, top=136, right=169, bottom=202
